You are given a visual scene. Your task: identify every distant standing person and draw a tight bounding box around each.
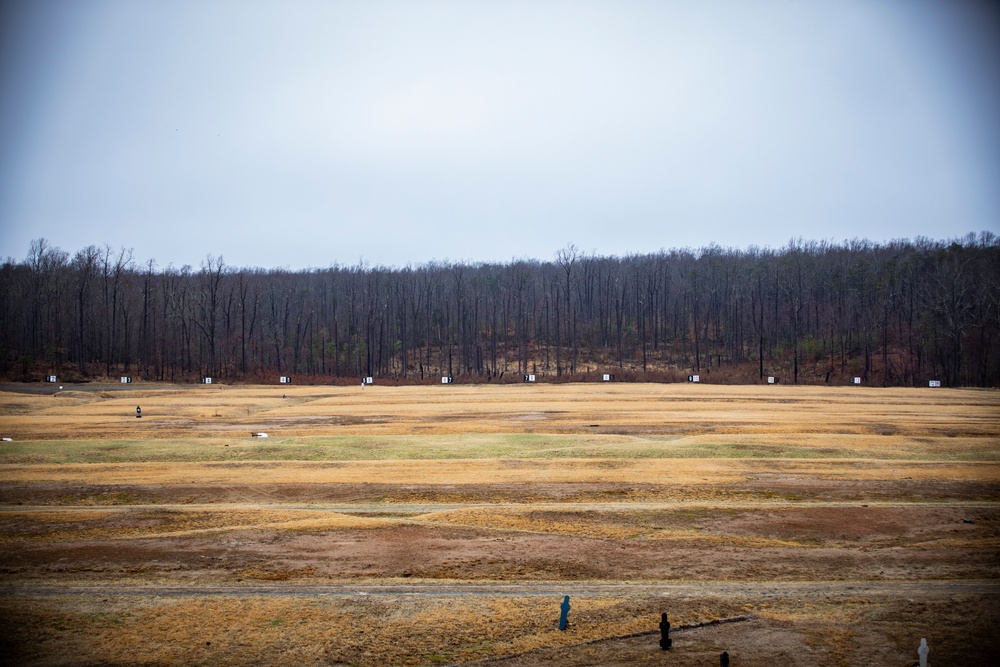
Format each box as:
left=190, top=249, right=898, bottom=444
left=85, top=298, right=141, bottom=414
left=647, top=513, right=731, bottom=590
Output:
left=361, top=378, right=365, bottom=390
left=659, top=613, right=672, bottom=650
left=136, top=406, right=141, bottom=418
left=559, top=596, right=571, bottom=630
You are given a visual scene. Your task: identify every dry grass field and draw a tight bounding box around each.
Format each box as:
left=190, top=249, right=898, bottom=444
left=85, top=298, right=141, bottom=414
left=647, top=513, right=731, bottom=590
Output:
left=1, top=382, right=998, bottom=666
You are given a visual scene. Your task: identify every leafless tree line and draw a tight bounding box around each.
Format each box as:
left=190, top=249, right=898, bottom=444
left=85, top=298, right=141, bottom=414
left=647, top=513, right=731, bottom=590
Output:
left=1, top=234, right=997, bottom=386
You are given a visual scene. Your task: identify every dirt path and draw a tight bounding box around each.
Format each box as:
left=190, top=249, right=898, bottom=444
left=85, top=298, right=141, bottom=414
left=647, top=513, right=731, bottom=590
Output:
left=4, top=579, right=996, bottom=598
left=4, top=499, right=999, bottom=513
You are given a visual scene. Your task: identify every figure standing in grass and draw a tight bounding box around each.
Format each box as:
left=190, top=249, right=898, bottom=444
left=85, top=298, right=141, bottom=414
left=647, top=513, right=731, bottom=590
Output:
left=559, top=596, right=570, bottom=630
left=659, top=613, right=672, bottom=650
left=136, top=406, right=141, bottom=419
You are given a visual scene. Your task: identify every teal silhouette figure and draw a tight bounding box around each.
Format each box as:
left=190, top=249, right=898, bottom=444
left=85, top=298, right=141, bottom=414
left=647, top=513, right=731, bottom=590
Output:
left=559, top=596, right=570, bottom=630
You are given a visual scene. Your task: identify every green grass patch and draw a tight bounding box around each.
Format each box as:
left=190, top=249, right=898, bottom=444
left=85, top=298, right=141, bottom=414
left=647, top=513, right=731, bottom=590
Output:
left=1, top=433, right=995, bottom=464
left=663, top=442, right=875, bottom=459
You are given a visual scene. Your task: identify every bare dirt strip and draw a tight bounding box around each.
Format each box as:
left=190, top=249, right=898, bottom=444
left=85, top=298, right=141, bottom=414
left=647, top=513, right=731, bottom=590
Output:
left=1, top=383, right=998, bottom=666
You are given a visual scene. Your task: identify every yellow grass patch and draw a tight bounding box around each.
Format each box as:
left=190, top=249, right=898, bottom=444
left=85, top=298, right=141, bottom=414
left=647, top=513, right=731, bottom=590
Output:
left=3, top=384, right=997, bottom=440
left=2, top=383, right=997, bottom=666
left=0, top=594, right=716, bottom=667
left=418, top=508, right=818, bottom=547
left=3, top=458, right=997, bottom=486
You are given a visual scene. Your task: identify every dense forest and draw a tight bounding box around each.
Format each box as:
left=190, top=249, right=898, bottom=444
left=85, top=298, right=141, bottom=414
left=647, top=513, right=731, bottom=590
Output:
left=2, top=234, right=998, bottom=387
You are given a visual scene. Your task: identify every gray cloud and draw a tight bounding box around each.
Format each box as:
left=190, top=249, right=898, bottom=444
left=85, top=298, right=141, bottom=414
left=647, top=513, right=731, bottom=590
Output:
left=1, top=0, right=997, bottom=269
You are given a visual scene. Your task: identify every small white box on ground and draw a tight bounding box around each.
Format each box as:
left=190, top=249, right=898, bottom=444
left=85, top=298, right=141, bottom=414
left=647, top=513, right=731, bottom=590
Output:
left=365, top=377, right=373, bottom=384
left=929, top=380, right=941, bottom=387
left=688, top=375, right=700, bottom=383
left=603, top=374, right=611, bottom=381
left=767, top=376, right=775, bottom=384
left=853, top=377, right=861, bottom=384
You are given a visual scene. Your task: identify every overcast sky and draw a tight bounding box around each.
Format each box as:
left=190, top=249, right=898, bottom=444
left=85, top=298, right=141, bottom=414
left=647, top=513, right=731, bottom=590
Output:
left=1, top=0, right=998, bottom=270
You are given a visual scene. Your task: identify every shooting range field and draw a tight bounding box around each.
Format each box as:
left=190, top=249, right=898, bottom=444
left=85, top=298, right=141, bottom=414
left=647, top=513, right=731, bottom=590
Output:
left=1, top=383, right=998, bottom=665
